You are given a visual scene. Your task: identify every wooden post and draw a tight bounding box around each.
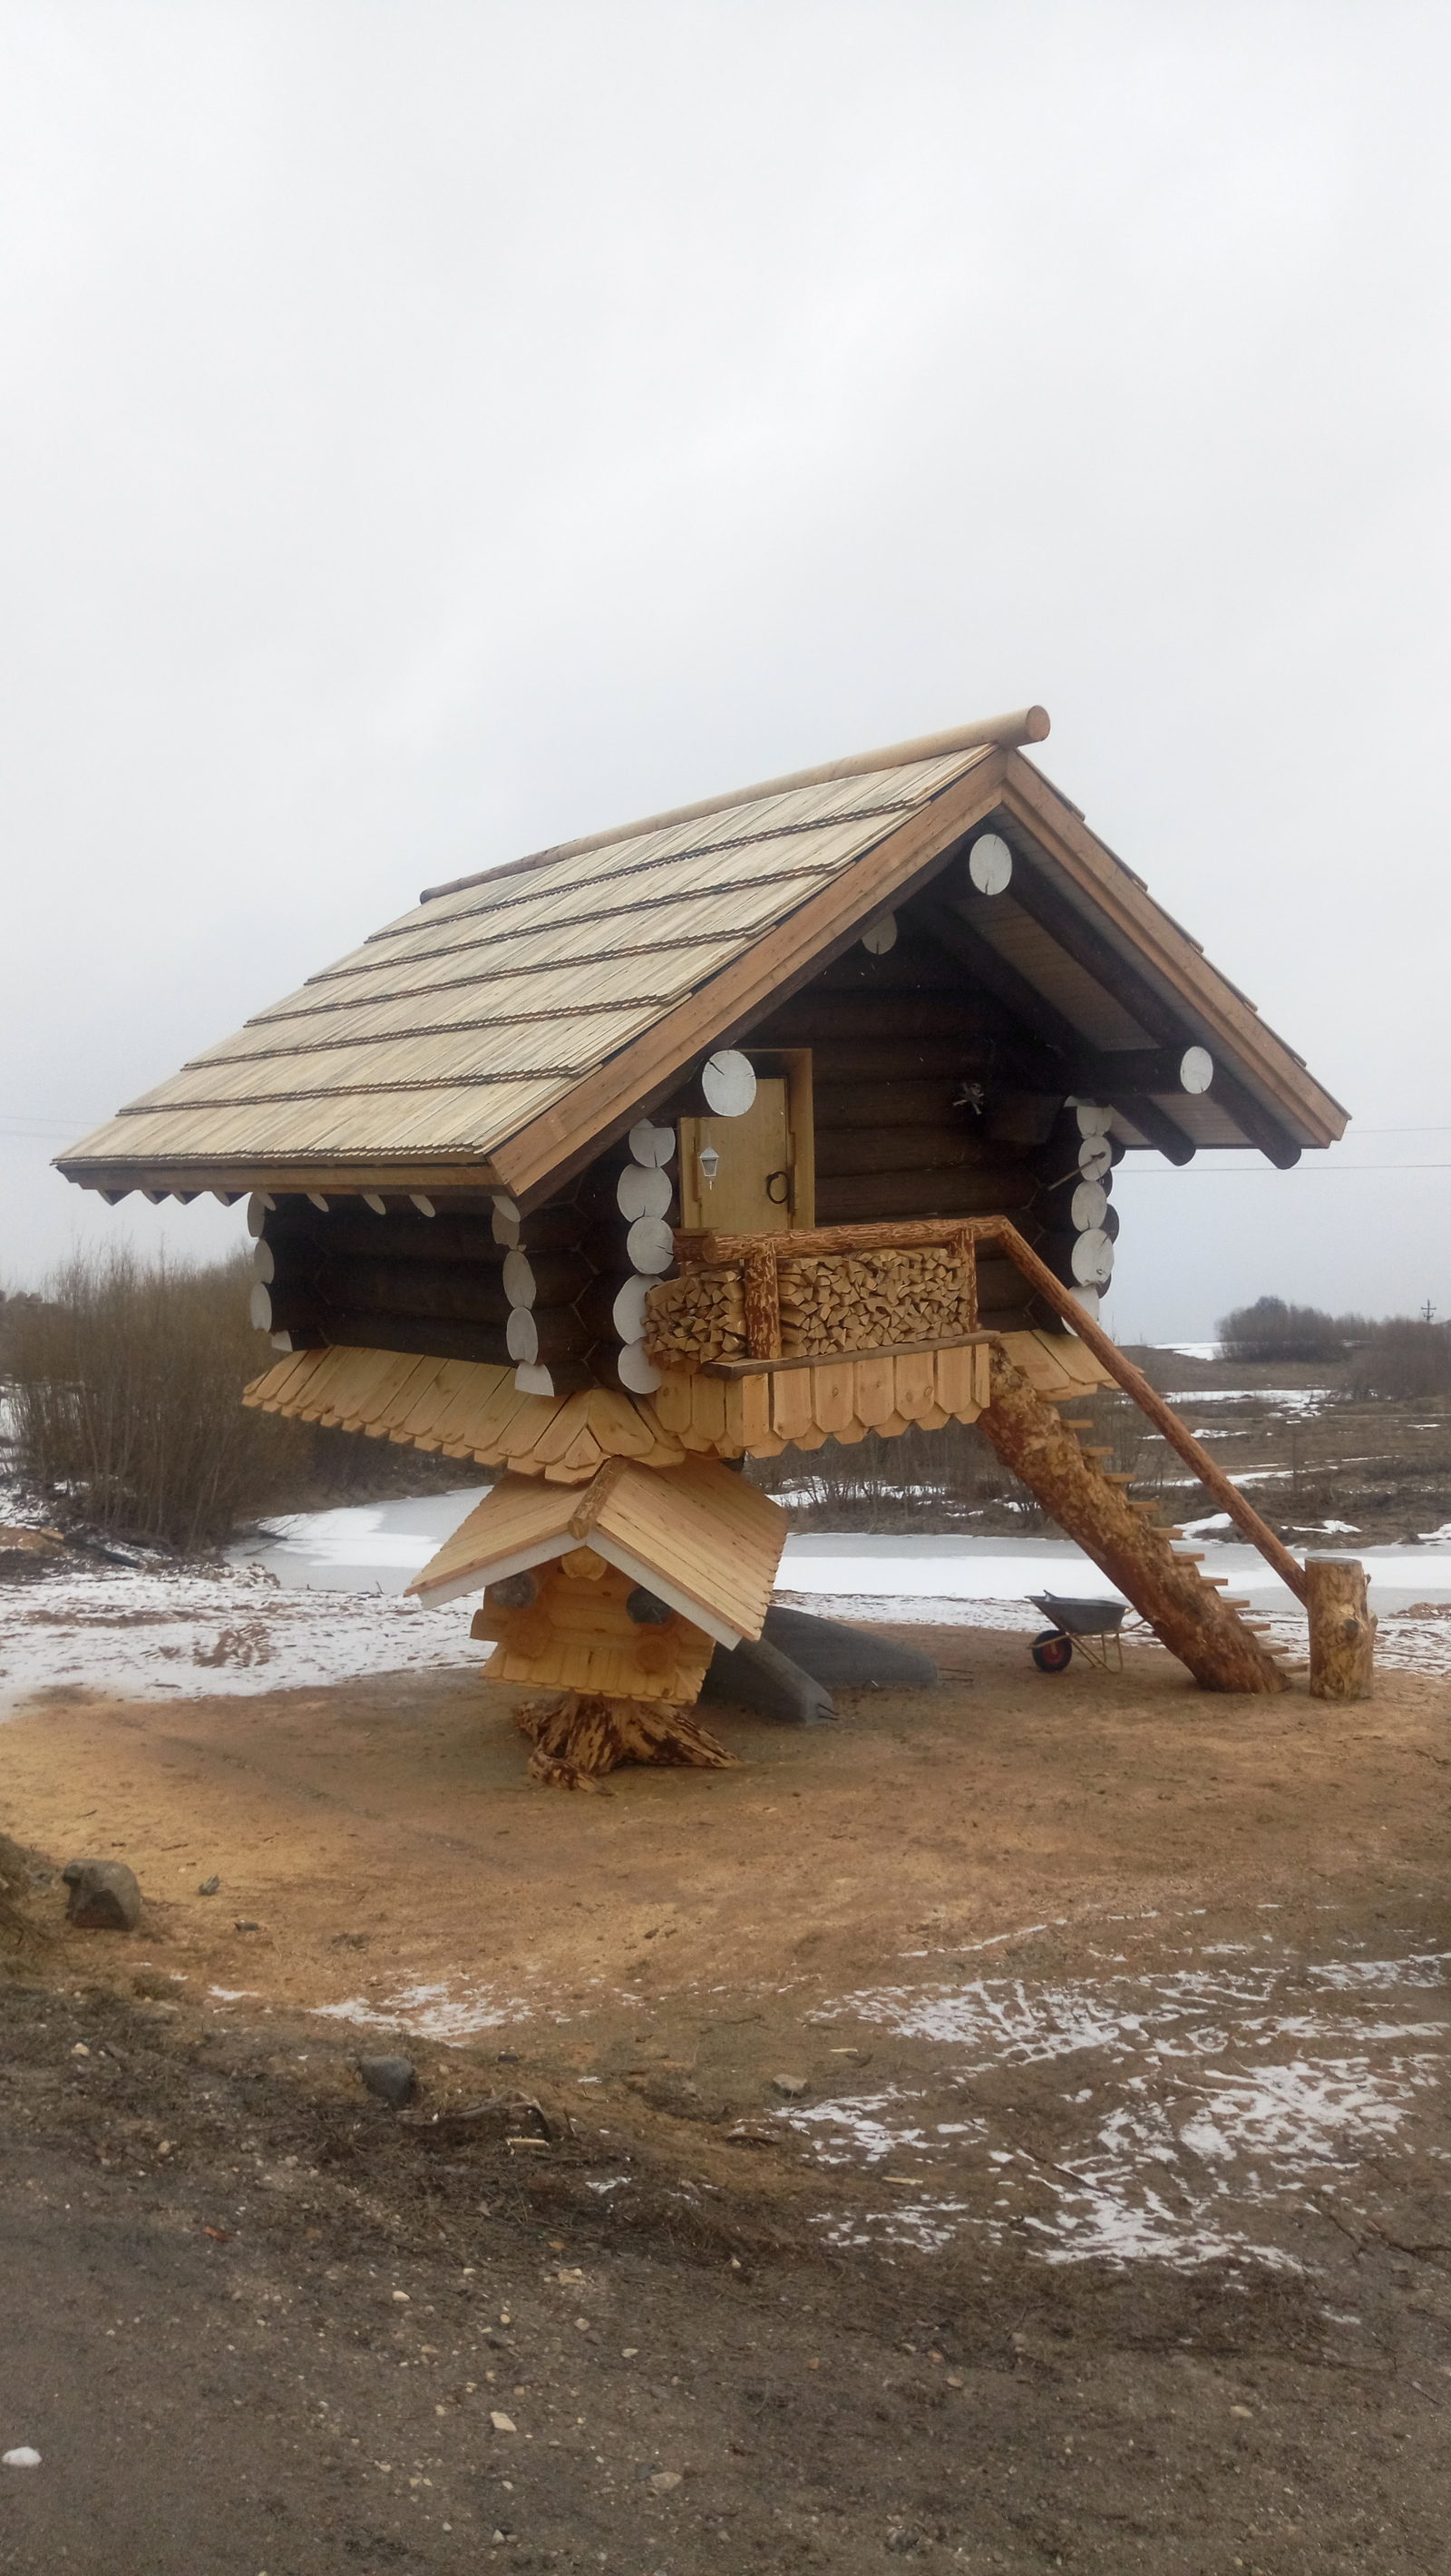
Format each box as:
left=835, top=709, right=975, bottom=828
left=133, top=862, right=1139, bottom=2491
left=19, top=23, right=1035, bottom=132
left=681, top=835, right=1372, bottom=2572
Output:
left=953, top=1228, right=979, bottom=1331
left=742, top=1247, right=782, bottom=1359
left=1305, top=1555, right=1376, bottom=1701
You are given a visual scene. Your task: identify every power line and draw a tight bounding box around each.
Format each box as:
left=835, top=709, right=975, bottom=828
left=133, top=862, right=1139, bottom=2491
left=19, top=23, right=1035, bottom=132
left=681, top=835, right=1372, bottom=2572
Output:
left=1125, top=1162, right=1451, bottom=1176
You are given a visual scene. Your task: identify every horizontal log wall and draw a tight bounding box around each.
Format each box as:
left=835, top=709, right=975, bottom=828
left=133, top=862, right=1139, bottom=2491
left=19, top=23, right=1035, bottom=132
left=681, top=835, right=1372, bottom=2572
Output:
left=255, top=1192, right=609, bottom=1383
left=747, top=929, right=1074, bottom=1329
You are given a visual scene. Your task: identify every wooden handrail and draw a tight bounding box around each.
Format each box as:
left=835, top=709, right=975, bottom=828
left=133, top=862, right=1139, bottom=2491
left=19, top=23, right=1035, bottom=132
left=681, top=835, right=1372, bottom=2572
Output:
left=668, top=1215, right=1309, bottom=1607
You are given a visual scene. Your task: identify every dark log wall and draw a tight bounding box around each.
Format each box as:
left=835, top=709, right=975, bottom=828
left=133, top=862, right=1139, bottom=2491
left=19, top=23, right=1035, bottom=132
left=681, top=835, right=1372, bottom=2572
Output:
left=252, top=1192, right=607, bottom=1387
left=746, top=922, right=1118, bottom=1331
left=250, top=1147, right=675, bottom=1390
left=250, top=908, right=1120, bottom=1371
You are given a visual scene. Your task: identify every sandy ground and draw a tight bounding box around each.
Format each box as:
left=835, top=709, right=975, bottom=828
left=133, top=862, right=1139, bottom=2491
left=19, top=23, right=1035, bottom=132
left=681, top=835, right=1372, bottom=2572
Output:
left=3, top=1632, right=1450, bottom=2572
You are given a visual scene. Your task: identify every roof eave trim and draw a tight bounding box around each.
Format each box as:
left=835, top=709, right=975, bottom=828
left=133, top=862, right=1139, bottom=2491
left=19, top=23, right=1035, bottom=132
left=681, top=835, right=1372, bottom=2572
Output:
left=55, top=1155, right=506, bottom=1198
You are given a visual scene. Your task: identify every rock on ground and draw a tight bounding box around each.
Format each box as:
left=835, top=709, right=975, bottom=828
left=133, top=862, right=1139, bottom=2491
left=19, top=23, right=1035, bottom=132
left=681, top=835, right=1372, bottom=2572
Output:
left=61, top=1859, right=141, bottom=1932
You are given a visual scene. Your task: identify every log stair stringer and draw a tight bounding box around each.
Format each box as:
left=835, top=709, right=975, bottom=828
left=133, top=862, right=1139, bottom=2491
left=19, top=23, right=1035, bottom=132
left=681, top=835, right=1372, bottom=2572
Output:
left=976, top=1342, right=1296, bottom=1694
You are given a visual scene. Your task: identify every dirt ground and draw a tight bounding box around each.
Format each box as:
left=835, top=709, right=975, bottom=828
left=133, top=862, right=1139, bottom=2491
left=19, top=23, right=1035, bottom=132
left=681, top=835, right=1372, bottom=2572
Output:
left=2, top=1632, right=1449, bottom=2574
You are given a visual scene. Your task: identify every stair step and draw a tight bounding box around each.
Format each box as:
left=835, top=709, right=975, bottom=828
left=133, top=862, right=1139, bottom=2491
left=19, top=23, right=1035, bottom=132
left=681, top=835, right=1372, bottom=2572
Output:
left=1060, top=1419, right=1094, bottom=1430
left=1171, top=1549, right=1205, bottom=1562
left=1077, top=1444, right=1114, bottom=1459
left=1104, top=1472, right=1136, bottom=1485
left=1218, top=1597, right=1252, bottom=1610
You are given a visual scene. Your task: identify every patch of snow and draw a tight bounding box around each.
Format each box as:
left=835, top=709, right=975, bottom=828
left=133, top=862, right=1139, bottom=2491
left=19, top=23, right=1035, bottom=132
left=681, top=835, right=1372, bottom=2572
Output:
left=232, top=1488, right=488, bottom=1593
left=312, top=1979, right=533, bottom=2040
left=0, top=1554, right=483, bottom=1715
left=774, top=1590, right=1048, bottom=1633
left=794, top=1942, right=1448, bottom=2272
left=1163, top=1388, right=1330, bottom=1414
left=776, top=2089, right=937, bottom=2167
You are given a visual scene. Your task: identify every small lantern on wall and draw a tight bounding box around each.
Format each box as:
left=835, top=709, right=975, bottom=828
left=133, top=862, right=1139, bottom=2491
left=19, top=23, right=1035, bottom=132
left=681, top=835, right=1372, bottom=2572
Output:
left=698, top=1144, right=721, bottom=1190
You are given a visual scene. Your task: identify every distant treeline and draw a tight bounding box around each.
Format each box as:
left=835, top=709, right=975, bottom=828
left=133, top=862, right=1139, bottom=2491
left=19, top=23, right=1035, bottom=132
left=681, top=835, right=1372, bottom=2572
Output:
left=1218, top=1295, right=1451, bottom=1396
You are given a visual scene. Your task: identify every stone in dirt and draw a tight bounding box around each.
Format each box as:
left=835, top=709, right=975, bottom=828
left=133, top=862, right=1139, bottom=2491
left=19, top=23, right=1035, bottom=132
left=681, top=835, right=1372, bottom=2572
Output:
left=62, top=1859, right=141, bottom=1932
left=699, top=1634, right=834, bottom=1725
left=762, top=1605, right=940, bottom=1690
left=358, top=2054, right=417, bottom=2107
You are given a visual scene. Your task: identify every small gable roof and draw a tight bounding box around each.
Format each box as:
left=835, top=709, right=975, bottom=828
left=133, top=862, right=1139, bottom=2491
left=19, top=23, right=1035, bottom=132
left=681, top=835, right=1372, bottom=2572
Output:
left=406, top=1452, right=786, bottom=1646
left=58, top=704, right=1346, bottom=1201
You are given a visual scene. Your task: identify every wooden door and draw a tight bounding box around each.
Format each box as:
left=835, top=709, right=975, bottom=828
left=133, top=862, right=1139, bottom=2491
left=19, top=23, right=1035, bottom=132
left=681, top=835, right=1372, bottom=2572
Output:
left=678, top=1078, right=793, bottom=1233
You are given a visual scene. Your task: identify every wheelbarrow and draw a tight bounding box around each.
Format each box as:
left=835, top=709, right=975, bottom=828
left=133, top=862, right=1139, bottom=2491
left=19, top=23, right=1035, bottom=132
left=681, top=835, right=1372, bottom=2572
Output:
left=1027, top=1591, right=1129, bottom=1674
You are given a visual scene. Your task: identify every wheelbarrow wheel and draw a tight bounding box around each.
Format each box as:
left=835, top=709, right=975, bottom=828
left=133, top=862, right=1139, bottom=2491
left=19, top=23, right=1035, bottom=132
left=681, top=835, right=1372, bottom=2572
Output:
left=1031, top=1628, right=1074, bottom=1673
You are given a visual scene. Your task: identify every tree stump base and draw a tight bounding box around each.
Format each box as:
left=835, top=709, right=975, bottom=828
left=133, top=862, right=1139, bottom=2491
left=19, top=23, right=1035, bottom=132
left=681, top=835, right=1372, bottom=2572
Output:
left=1306, top=1554, right=1376, bottom=1700
left=513, top=1690, right=739, bottom=1787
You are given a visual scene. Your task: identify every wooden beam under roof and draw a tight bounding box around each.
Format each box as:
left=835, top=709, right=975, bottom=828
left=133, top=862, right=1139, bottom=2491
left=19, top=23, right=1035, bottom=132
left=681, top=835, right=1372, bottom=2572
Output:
left=998, top=844, right=1306, bottom=1167
left=998, top=754, right=1347, bottom=1150
left=914, top=893, right=1080, bottom=1062
left=1099, top=1094, right=1197, bottom=1166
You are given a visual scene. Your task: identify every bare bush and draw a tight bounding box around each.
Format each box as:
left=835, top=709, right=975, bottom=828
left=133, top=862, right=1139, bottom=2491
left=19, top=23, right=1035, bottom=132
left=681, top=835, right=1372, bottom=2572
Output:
left=1350, top=1320, right=1451, bottom=1400
left=4, top=1245, right=307, bottom=1551
left=1217, top=1295, right=1354, bottom=1364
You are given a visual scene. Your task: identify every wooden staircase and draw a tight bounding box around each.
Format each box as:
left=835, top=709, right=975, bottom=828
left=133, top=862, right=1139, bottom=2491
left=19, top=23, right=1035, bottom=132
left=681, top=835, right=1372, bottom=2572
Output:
left=648, top=1206, right=1309, bottom=1695
left=968, top=1223, right=1305, bottom=1694
left=977, top=1351, right=1297, bottom=1691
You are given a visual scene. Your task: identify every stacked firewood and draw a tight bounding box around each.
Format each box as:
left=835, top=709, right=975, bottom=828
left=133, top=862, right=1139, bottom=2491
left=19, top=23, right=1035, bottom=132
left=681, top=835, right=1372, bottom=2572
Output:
left=642, top=1266, right=747, bottom=1367
left=778, top=1249, right=972, bottom=1354
left=645, top=1248, right=975, bottom=1367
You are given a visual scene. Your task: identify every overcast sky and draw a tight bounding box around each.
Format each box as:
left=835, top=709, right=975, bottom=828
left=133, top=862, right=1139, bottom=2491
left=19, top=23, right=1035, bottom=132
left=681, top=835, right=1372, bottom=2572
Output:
left=3, top=0, right=1448, bottom=1341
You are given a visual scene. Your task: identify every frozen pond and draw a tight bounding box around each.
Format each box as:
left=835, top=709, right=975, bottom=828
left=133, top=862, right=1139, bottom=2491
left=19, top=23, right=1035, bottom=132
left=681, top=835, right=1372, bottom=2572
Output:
left=229, top=1493, right=1451, bottom=1619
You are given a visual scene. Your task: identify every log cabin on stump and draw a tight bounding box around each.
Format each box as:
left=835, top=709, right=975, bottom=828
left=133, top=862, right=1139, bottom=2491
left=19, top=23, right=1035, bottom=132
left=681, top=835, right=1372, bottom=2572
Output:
left=58, top=704, right=1349, bottom=1779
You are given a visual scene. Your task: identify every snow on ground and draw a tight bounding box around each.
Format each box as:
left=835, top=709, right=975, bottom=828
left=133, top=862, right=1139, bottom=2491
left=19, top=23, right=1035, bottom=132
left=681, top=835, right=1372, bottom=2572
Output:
left=294, top=1908, right=1451, bottom=2278
left=0, top=1556, right=481, bottom=1714
left=6, top=1478, right=1451, bottom=1715
left=1164, top=1386, right=1331, bottom=1414
left=787, top=1937, right=1449, bottom=2268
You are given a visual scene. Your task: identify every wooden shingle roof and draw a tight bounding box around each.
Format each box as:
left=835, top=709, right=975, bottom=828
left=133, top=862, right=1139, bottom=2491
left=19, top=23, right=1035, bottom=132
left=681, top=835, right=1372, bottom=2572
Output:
left=58, top=704, right=1347, bottom=1199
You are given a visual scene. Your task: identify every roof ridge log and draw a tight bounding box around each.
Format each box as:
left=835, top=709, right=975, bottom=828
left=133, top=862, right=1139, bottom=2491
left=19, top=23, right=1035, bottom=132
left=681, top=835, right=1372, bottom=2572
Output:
left=419, top=704, right=1050, bottom=904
